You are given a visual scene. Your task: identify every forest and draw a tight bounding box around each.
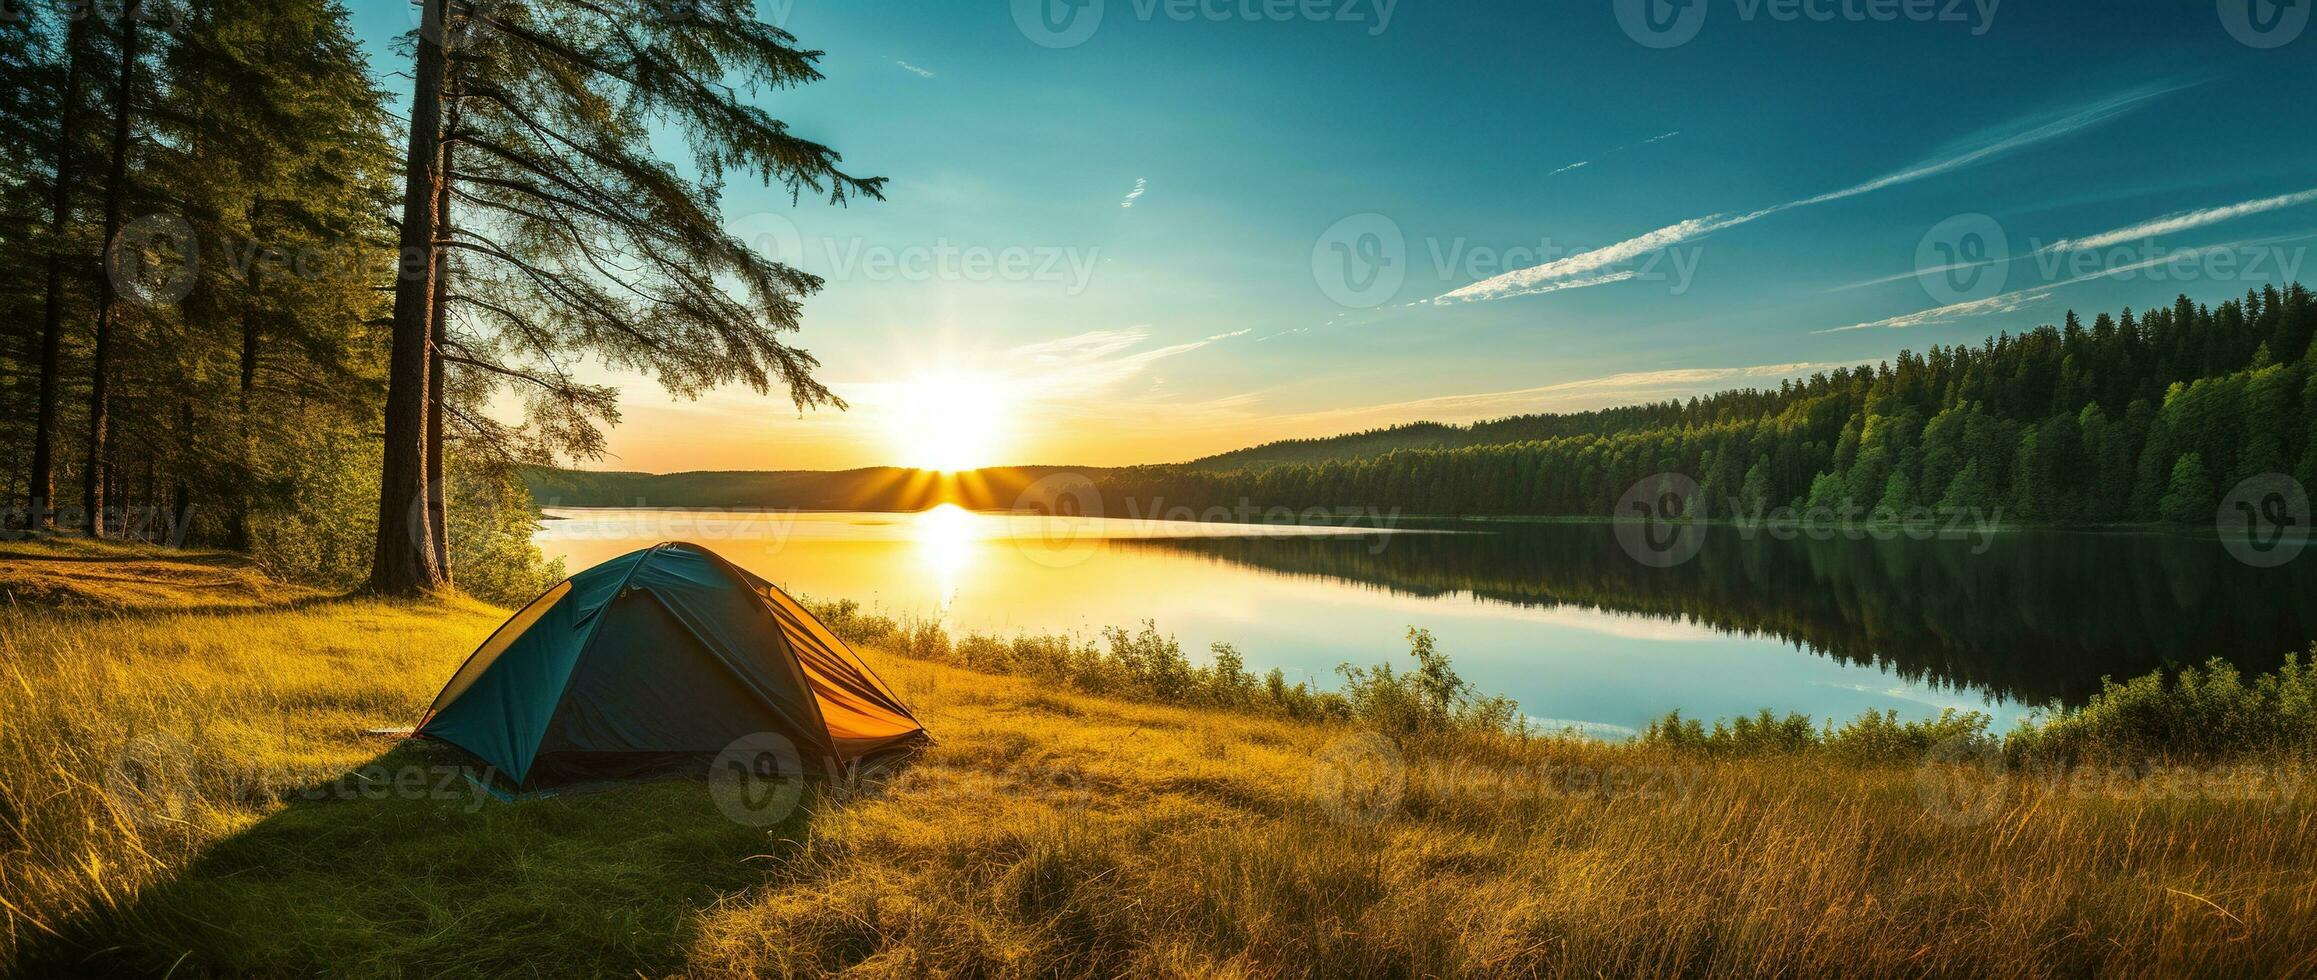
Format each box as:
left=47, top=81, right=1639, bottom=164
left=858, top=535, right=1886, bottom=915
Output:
left=0, top=0, right=876, bottom=601
left=1106, top=286, right=2317, bottom=524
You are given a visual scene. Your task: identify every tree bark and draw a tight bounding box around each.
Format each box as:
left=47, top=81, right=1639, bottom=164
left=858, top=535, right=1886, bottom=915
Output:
left=84, top=9, right=141, bottom=539
left=29, top=16, right=89, bottom=531
left=370, top=0, right=451, bottom=595
left=427, top=105, right=457, bottom=583
left=227, top=240, right=260, bottom=551
left=173, top=399, right=192, bottom=544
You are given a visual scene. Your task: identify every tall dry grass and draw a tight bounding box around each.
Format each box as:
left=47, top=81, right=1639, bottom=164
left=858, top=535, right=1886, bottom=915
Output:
left=686, top=658, right=2317, bottom=977
left=0, top=543, right=506, bottom=970
left=3, top=544, right=2314, bottom=975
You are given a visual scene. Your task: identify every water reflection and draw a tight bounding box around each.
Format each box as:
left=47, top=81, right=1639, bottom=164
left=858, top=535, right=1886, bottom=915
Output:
left=1133, top=522, right=2317, bottom=708
left=915, top=504, right=976, bottom=614
left=535, top=510, right=2317, bottom=730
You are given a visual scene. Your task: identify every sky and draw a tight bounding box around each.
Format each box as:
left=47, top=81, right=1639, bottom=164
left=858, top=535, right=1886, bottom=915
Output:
left=349, top=0, right=2317, bottom=472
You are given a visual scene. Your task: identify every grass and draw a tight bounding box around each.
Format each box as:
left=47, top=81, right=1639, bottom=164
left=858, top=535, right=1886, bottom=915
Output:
left=4, top=546, right=2316, bottom=976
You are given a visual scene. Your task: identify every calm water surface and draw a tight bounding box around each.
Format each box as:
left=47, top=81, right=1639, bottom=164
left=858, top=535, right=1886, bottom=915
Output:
left=536, top=507, right=2317, bottom=737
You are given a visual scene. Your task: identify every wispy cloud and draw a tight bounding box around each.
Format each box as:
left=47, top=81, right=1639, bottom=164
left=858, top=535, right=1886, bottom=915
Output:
left=1119, top=177, right=1148, bottom=209
left=1789, top=84, right=2179, bottom=210
left=1256, top=360, right=1867, bottom=432
left=1437, top=219, right=1724, bottom=303
left=1814, top=291, right=2056, bottom=334
left=895, top=60, right=935, bottom=78
left=1436, top=85, right=2183, bottom=305
left=2045, top=185, right=2317, bottom=252
left=1812, top=233, right=2309, bottom=334
left=1543, top=130, right=1679, bottom=180
left=1827, top=181, right=2317, bottom=295
left=1004, top=327, right=1244, bottom=400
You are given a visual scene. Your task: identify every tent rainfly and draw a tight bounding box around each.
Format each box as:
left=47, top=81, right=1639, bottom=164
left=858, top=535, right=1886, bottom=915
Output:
left=417, top=542, right=925, bottom=791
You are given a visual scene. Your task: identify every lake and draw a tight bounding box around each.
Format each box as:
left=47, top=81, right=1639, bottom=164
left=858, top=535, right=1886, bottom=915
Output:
left=535, top=507, right=2317, bottom=737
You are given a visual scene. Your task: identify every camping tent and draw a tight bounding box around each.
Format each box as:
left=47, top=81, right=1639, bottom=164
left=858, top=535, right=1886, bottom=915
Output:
left=417, top=542, right=925, bottom=790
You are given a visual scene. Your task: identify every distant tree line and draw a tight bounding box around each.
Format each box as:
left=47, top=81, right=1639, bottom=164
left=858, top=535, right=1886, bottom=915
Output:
left=0, top=0, right=875, bottom=599
left=1106, top=286, right=2317, bottom=524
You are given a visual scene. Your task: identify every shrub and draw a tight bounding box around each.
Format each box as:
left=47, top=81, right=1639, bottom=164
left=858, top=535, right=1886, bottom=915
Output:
left=1337, top=628, right=1521, bottom=738
left=801, top=607, right=1480, bottom=732
left=2005, top=655, right=2317, bottom=764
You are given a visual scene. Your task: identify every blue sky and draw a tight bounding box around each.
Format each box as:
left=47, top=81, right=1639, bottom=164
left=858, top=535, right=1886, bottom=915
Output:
left=350, top=1, right=2317, bottom=471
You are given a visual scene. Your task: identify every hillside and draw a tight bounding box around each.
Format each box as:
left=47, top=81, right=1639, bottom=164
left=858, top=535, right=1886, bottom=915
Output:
left=1187, top=422, right=1471, bottom=471
left=524, top=288, right=2317, bottom=530
left=1106, top=286, right=2317, bottom=523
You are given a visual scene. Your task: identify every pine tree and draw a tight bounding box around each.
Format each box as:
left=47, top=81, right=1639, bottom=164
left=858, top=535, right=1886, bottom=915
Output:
left=367, top=0, right=887, bottom=595
left=2158, top=453, right=2215, bottom=525
left=1936, top=459, right=1997, bottom=515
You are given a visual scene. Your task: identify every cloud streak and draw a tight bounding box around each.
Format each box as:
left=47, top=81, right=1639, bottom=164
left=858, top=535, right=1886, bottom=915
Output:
left=1004, top=327, right=1245, bottom=400
left=1813, top=234, right=2310, bottom=334
left=2045, top=185, right=2317, bottom=252
left=1260, top=360, right=1868, bottom=433
left=1436, top=85, right=2182, bottom=305
left=1814, top=291, right=2056, bottom=334
left=1544, top=130, right=1679, bottom=180
left=895, top=60, right=934, bottom=78
left=1120, top=177, right=1147, bottom=209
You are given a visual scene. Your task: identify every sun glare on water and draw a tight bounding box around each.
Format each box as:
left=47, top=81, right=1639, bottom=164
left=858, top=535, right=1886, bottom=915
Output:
left=887, top=372, right=1011, bottom=473
left=915, top=503, right=979, bottom=611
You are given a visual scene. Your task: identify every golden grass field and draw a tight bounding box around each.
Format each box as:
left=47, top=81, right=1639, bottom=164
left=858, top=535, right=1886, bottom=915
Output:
left=4, top=540, right=2316, bottom=977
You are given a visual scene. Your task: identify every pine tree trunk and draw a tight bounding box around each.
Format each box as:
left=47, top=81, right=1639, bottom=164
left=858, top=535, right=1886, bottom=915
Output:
left=427, top=114, right=456, bottom=583
left=84, top=10, right=140, bottom=540
left=370, top=0, right=450, bottom=595
left=29, top=17, right=88, bottom=532
left=227, top=247, right=260, bottom=551
left=173, top=400, right=193, bottom=545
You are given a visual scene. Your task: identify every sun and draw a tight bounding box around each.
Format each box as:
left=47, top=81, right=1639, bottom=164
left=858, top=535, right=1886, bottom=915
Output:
left=886, top=372, right=1011, bottom=472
